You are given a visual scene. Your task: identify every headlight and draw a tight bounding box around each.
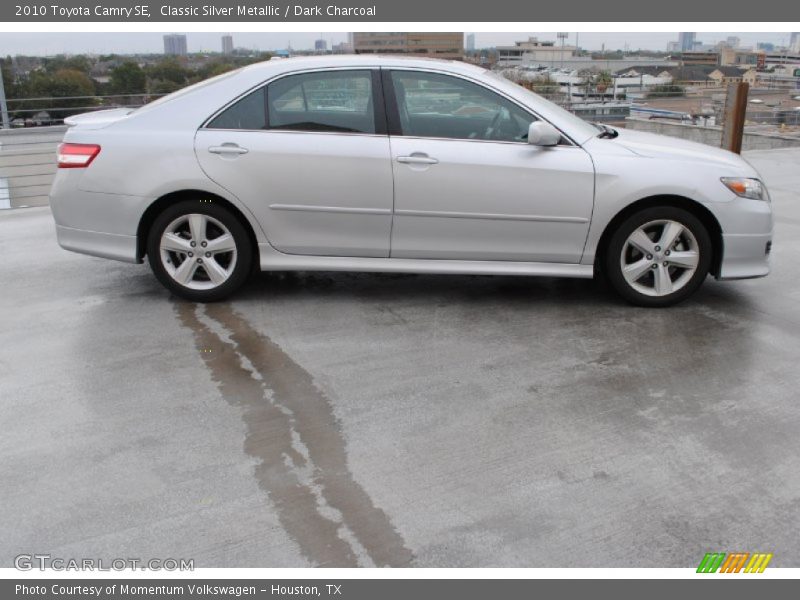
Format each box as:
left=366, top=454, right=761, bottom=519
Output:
left=721, top=177, right=767, bottom=201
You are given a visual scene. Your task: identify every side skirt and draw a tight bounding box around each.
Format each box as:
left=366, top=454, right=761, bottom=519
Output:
left=258, top=243, right=594, bottom=279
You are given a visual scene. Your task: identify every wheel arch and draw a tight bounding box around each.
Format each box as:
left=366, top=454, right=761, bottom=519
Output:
left=594, top=195, right=723, bottom=278
left=136, top=189, right=259, bottom=263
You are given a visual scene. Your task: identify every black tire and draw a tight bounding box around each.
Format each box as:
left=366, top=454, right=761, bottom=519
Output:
left=604, top=206, right=712, bottom=308
left=146, top=199, right=253, bottom=302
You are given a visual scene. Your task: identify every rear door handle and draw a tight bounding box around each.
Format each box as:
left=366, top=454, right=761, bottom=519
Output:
left=208, top=145, right=249, bottom=155
left=397, top=155, right=439, bottom=165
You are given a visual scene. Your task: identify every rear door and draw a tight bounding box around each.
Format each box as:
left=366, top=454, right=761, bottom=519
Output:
left=195, top=68, right=394, bottom=257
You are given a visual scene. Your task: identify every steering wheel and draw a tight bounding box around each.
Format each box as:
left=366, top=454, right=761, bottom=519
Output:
left=483, top=107, right=508, bottom=140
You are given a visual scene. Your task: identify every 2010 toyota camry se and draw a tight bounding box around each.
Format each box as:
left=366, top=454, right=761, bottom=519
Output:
left=49, top=56, right=773, bottom=307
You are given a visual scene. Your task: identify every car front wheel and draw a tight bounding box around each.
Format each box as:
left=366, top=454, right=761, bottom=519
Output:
left=146, top=200, right=253, bottom=302
left=605, top=206, right=712, bottom=307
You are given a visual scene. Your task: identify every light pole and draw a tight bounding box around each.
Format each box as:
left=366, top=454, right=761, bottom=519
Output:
left=557, top=32, right=568, bottom=69
left=0, top=64, right=10, bottom=129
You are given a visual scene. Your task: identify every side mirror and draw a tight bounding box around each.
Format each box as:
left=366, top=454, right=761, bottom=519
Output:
left=527, top=121, right=561, bottom=146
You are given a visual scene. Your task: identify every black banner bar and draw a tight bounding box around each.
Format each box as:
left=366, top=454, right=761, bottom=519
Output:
left=2, top=0, right=799, bottom=22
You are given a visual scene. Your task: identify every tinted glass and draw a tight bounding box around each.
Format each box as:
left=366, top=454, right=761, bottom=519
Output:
left=390, top=71, right=535, bottom=142
left=267, top=70, right=376, bottom=134
left=207, top=87, right=266, bottom=130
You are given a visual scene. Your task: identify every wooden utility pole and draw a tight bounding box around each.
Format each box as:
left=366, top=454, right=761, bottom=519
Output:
left=721, top=81, right=749, bottom=154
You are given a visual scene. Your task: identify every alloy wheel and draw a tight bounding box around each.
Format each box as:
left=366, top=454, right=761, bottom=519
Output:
left=159, top=213, right=238, bottom=290
left=619, top=219, right=700, bottom=297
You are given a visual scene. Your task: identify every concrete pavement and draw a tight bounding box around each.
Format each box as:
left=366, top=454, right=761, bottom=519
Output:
left=1, top=148, right=799, bottom=568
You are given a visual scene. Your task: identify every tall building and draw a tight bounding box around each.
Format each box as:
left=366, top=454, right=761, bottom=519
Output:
left=221, top=35, right=233, bottom=55
left=678, top=32, right=696, bottom=52
left=163, top=34, right=187, bottom=56
left=791, top=33, right=800, bottom=53
left=496, top=37, right=577, bottom=67
left=725, top=36, right=741, bottom=49
left=353, top=33, right=464, bottom=60
left=314, top=38, right=328, bottom=53
left=466, top=33, right=476, bottom=52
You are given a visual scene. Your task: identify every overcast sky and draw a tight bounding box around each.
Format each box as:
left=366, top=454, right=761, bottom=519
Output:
left=0, top=32, right=794, bottom=56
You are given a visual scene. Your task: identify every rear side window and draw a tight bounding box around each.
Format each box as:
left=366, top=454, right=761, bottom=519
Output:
left=207, top=87, right=266, bottom=130
left=267, top=70, right=376, bottom=134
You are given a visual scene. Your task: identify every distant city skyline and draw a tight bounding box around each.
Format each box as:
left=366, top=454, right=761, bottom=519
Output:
left=0, top=32, right=795, bottom=56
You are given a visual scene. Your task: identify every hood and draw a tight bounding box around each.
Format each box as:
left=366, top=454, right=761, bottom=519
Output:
left=64, top=108, right=135, bottom=130
left=607, top=127, right=754, bottom=172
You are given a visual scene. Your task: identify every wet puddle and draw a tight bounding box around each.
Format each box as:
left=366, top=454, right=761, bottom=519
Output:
left=174, top=301, right=413, bottom=567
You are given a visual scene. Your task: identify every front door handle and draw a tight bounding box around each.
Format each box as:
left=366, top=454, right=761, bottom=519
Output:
left=208, top=144, right=249, bottom=155
left=397, top=154, right=439, bottom=165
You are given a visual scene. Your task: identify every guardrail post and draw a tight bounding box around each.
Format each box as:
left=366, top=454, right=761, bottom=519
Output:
left=721, top=81, right=749, bottom=154
left=0, top=67, right=10, bottom=129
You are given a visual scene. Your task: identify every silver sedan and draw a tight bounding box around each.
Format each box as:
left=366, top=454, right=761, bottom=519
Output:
left=50, top=56, right=773, bottom=307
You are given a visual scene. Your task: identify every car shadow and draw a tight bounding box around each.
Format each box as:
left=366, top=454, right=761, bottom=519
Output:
left=228, top=269, right=756, bottom=314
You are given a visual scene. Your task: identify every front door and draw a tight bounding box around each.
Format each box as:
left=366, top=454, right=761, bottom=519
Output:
left=385, top=69, right=595, bottom=263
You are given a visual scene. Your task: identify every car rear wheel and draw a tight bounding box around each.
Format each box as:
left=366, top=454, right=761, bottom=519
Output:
left=605, top=206, right=712, bottom=307
left=147, top=200, right=252, bottom=302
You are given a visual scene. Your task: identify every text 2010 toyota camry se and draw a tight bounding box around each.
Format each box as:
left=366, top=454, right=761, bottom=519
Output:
left=49, top=56, right=773, bottom=307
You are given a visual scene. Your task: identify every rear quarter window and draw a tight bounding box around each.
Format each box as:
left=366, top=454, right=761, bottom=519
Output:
left=207, top=87, right=266, bottom=130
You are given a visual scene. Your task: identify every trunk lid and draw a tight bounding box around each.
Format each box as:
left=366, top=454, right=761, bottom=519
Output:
left=64, top=108, right=135, bottom=130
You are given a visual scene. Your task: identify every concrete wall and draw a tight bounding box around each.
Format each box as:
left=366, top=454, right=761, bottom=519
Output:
left=624, top=117, right=800, bottom=151
left=0, top=126, right=65, bottom=208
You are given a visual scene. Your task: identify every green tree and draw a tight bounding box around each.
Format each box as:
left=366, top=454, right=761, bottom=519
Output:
left=595, top=70, right=613, bottom=92
left=146, top=57, right=189, bottom=86
left=23, top=68, right=97, bottom=118
left=1, top=57, right=20, bottom=98
left=42, top=54, right=92, bottom=75
left=148, top=79, right=183, bottom=95
left=109, top=62, right=146, bottom=95
left=527, top=74, right=560, bottom=96
left=647, top=84, right=686, bottom=98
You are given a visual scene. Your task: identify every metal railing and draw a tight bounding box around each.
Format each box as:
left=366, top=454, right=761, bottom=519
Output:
left=0, top=93, right=170, bottom=208
left=1, top=84, right=799, bottom=210
left=0, top=126, right=65, bottom=208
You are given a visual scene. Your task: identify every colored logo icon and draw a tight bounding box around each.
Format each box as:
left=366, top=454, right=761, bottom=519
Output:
left=697, top=552, right=773, bottom=573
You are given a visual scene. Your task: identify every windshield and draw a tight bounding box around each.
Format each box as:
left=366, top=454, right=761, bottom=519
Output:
left=483, top=70, right=602, bottom=142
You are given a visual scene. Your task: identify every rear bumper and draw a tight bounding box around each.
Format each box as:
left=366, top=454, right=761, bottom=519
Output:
left=50, top=169, right=148, bottom=263
left=717, top=232, right=772, bottom=280
left=55, top=224, right=138, bottom=263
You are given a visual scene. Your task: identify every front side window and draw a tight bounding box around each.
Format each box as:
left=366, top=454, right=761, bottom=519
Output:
left=267, top=70, right=376, bottom=134
left=390, top=71, right=535, bottom=142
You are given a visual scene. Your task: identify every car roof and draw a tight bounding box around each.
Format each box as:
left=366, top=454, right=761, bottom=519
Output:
left=241, top=55, right=488, bottom=77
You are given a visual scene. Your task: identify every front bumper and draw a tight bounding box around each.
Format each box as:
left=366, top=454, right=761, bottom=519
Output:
left=712, top=194, right=773, bottom=280
left=717, top=232, right=772, bottom=280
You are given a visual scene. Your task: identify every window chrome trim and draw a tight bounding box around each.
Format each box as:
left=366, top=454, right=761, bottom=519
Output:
left=382, top=66, right=579, bottom=147
left=200, top=64, right=584, bottom=146
left=197, top=127, right=388, bottom=139
left=388, top=135, right=584, bottom=148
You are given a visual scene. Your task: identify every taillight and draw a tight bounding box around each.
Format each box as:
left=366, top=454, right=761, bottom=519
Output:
left=57, top=143, right=101, bottom=168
